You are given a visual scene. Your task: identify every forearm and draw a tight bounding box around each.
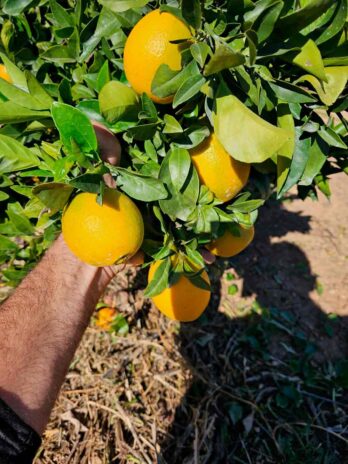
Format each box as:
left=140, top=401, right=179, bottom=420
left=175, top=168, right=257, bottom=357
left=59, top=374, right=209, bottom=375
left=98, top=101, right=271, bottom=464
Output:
left=0, top=235, right=113, bottom=434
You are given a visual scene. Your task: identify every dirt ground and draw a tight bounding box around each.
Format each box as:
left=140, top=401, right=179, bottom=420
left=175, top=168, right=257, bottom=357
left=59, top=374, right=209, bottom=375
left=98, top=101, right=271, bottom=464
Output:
left=34, top=173, right=348, bottom=464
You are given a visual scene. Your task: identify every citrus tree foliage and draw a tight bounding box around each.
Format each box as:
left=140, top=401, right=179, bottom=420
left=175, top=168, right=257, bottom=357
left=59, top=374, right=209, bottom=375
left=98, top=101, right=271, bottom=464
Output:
left=0, top=0, right=347, bottom=288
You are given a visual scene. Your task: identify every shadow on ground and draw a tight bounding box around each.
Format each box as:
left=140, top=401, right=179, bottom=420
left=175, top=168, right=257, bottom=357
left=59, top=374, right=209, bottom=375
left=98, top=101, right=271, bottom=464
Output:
left=158, top=200, right=348, bottom=464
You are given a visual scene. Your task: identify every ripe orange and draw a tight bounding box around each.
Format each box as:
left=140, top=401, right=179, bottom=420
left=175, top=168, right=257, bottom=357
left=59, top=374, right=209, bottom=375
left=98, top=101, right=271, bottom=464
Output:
left=123, top=9, right=192, bottom=103
left=0, top=64, right=11, bottom=83
left=62, top=189, right=144, bottom=266
left=95, top=307, right=116, bottom=330
left=206, top=225, right=254, bottom=258
left=148, top=259, right=211, bottom=322
left=190, top=133, right=250, bottom=202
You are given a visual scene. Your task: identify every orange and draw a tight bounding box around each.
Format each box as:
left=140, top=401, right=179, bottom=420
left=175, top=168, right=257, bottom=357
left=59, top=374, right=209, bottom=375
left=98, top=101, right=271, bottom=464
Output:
left=148, top=259, right=211, bottom=322
left=190, top=133, right=250, bottom=202
left=95, top=307, right=116, bottom=330
left=123, top=9, right=192, bottom=103
left=206, top=225, right=254, bottom=258
left=62, top=189, right=144, bottom=266
left=0, top=64, right=11, bottom=83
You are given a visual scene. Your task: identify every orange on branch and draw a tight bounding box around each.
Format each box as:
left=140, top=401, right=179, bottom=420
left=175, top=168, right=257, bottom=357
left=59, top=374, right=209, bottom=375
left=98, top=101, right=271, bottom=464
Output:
left=206, top=225, right=255, bottom=258
left=148, top=259, right=211, bottom=322
left=123, top=9, right=192, bottom=103
left=190, top=134, right=250, bottom=203
left=62, top=189, right=144, bottom=267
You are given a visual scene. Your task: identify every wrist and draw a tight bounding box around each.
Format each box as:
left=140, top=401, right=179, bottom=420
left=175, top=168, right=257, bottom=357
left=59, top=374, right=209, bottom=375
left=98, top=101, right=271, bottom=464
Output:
left=42, top=235, right=114, bottom=316
left=36, top=235, right=114, bottom=322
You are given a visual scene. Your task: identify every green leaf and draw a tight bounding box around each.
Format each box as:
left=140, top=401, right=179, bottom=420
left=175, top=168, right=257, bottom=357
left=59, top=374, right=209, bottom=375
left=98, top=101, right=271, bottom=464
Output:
left=268, top=80, right=317, bottom=104
left=99, top=81, right=139, bottom=123
left=192, top=204, right=220, bottom=234
left=144, top=258, right=171, bottom=298
left=0, top=191, right=9, bottom=201
left=190, top=42, right=210, bottom=68
left=182, top=0, right=202, bottom=29
left=0, top=235, right=18, bottom=251
left=256, top=1, right=283, bottom=43
left=245, top=29, right=258, bottom=66
left=41, top=45, right=77, bottom=64
left=316, top=0, right=348, bottom=45
left=96, top=61, right=110, bottom=92
left=173, top=74, right=206, bottom=108
left=298, top=67, right=348, bottom=106
left=51, top=102, right=98, bottom=155
left=213, top=95, right=292, bottom=163
left=318, top=126, right=348, bottom=149
left=127, top=122, right=157, bottom=141
left=7, top=202, right=34, bottom=234
left=299, top=138, right=328, bottom=186
left=25, top=72, right=54, bottom=109
left=185, top=247, right=205, bottom=269
left=173, top=125, right=210, bottom=149
left=0, top=53, right=27, bottom=91
left=80, top=8, right=122, bottom=62
left=204, top=42, right=245, bottom=76
left=3, top=0, right=33, bottom=15
left=140, top=93, right=158, bottom=122
left=278, top=132, right=311, bottom=197
left=33, top=182, right=74, bottom=212
left=0, top=135, right=40, bottom=174
left=152, top=61, right=200, bottom=99
left=0, top=77, right=49, bottom=111
left=163, top=114, right=183, bottom=134
left=70, top=174, right=104, bottom=193
left=49, top=0, right=74, bottom=27
left=77, top=99, right=104, bottom=123
left=97, top=0, right=149, bottom=12
left=159, top=154, right=200, bottom=221
left=109, top=166, right=168, bottom=201
left=168, top=147, right=191, bottom=191
left=277, top=0, right=333, bottom=34
left=229, top=199, right=265, bottom=213
left=0, top=101, right=50, bottom=124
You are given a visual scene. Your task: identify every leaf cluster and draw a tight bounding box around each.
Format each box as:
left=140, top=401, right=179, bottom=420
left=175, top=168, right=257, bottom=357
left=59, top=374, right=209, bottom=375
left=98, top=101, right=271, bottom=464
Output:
left=0, top=0, right=347, bottom=288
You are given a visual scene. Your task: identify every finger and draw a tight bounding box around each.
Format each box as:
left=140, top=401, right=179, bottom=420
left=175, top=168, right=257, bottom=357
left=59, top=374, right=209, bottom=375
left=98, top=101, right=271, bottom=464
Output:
left=92, top=121, right=121, bottom=166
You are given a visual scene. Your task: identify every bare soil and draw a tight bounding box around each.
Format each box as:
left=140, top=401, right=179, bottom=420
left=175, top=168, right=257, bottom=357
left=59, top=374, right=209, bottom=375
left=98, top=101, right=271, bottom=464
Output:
left=34, top=173, right=348, bottom=464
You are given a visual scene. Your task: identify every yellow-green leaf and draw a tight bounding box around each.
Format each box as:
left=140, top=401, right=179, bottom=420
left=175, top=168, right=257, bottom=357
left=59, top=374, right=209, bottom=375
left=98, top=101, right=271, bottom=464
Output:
left=277, top=103, right=295, bottom=159
left=276, top=103, right=295, bottom=192
left=289, top=39, right=327, bottom=82
left=99, top=81, right=139, bottom=123
left=213, top=96, right=292, bottom=164
left=297, top=66, right=348, bottom=106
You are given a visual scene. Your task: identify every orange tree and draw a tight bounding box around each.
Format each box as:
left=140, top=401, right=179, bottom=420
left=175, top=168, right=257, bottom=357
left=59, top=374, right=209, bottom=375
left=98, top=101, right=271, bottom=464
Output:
left=0, top=0, right=347, bottom=320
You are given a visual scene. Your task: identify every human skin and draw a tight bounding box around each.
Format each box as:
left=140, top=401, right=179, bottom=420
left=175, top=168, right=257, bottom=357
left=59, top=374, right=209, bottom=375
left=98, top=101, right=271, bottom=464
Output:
left=0, top=235, right=117, bottom=434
